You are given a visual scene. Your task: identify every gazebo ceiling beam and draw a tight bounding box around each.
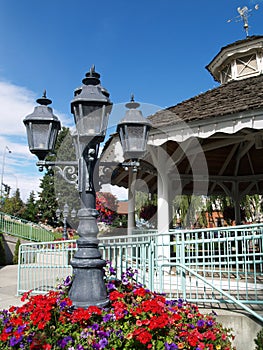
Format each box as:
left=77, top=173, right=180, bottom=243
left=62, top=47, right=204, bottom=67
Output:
left=234, top=140, right=254, bottom=176
left=208, top=143, right=239, bottom=193
left=240, top=181, right=257, bottom=198
left=178, top=173, right=263, bottom=182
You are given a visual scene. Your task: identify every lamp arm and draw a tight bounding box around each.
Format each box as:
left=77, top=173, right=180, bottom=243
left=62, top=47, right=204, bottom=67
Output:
left=36, top=160, right=78, bottom=186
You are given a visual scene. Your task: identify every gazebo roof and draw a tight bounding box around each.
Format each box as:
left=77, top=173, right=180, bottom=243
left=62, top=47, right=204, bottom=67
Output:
left=149, top=74, right=263, bottom=128
left=100, top=36, right=263, bottom=206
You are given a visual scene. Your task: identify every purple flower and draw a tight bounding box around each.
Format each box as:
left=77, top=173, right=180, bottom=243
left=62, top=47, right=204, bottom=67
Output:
left=59, top=300, right=68, bottom=310
left=58, top=336, right=73, bottom=348
left=92, top=323, right=99, bottom=331
left=122, top=277, right=129, bottom=285
left=99, top=338, right=108, bottom=348
left=17, top=324, right=27, bottom=333
left=80, top=330, right=89, bottom=339
left=197, top=319, right=205, bottom=327
left=106, top=281, right=116, bottom=291
left=109, top=266, right=116, bottom=275
left=97, top=330, right=110, bottom=339
left=165, top=342, right=178, bottom=350
left=76, top=345, right=84, bottom=350
left=103, top=313, right=113, bottom=322
left=207, top=319, right=214, bottom=326
left=64, top=276, right=72, bottom=286
left=115, top=330, right=124, bottom=339
left=5, top=325, right=13, bottom=333
left=10, top=336, right=22, bottom=346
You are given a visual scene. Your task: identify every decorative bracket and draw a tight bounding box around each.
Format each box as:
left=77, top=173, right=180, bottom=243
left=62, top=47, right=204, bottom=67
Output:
left=36, top=160, right=78, bottom=186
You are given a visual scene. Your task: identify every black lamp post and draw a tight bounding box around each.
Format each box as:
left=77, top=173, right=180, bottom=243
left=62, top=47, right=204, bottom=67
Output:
left=23, top=66, right=151, bottom=308
left=56, top=203, right=73, bottom=240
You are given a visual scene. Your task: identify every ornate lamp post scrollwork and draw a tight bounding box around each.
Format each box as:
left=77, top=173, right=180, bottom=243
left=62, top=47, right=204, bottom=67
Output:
left=23, top=66, right=151, bottom=309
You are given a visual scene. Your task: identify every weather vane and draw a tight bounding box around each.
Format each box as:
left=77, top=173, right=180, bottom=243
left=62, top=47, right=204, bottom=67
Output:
left=227, top=4, right=259, bottom=37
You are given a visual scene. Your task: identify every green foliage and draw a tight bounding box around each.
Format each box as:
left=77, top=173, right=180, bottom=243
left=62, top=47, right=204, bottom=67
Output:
left=255, top=328, right=263, bottom=350
left=0, top=234, right=6, bottom=266
left=1, top=189, right=25, bottom=217
left=12, top=239, right=21, bottom=264
left=37, top=127, right=76, bottom=227
left=112, top=215, right=128, bottom=228
left=173, top=195, right=205, bottom=228
left=37, top=167, right=58, bottom=226
left=53, top=127, right=80, bottom=215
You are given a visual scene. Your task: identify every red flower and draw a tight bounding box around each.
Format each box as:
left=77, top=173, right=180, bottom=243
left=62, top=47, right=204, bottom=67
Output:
left=134, top=287, right=147, bottom=297
left=109, top=290, right=125, bottom=301
left=148, top=314, right=169, bottom=330
left=133, top=328, right=152, bottom=344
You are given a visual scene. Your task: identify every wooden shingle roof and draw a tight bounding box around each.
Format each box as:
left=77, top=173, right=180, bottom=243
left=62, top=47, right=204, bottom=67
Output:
left=149, top=74, right=263, bottom=127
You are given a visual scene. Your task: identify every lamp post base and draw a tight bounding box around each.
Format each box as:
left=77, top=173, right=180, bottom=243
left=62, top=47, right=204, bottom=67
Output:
left=69, top=238, right=109, bottom=308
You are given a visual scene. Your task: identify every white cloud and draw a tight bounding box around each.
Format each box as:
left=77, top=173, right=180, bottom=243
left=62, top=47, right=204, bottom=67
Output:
left=0, top=81, right=36, bottom=135
left=101, top=184, right=128, bottom=200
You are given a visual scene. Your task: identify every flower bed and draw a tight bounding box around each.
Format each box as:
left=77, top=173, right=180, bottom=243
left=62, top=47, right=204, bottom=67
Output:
left=0, top=264, right=235, bottom=349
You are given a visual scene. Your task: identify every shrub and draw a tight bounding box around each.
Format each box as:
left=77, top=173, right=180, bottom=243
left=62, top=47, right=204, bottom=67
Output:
left=0, top=234, right=6, bottom=266
left=255, top=328, right=263, bottom=350
left=12, top=239, right=21, bottom=265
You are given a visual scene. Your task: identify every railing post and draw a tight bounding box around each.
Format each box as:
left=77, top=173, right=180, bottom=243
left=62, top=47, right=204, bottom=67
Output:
left=17, top=243, right=22, bottom=295
left=181, top=231, right=186, bottom=299
left=148, top=237, right=155, bottom=291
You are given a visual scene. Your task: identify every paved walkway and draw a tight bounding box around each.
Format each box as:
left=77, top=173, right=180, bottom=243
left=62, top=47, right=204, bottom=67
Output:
left=0, top=265, right=24, bottom=310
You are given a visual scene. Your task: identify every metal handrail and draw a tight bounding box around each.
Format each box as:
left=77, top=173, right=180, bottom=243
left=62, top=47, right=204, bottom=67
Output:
left=17, top=225, right=263, bottom=323
left=0, top=211, right=54, bottom=242
left=164, top=262, right=263, bottom=323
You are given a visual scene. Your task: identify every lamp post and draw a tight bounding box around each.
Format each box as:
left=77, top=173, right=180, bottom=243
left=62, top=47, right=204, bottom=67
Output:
left=1, top=146, right=12, bottom=200
left=56, top=203, right=69, bottom=240
left=56, top=204, right=77, bottom=240
left=23, top=66, right=151, bottom=308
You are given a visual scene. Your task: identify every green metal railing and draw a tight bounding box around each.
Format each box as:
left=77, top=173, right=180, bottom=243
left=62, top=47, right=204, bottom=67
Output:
left=0, top=212, right=55, bottom=242
left=17, top=224, right=263, bottom=322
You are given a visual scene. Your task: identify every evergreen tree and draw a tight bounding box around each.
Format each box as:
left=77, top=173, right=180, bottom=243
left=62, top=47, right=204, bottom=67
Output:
left=21, top=191, right=38, bottom=223
left=37, top=167, right=57, bottom=226
left=54, top=127, right=80, bottom=228
left=37, top=127, right=79, bottom=227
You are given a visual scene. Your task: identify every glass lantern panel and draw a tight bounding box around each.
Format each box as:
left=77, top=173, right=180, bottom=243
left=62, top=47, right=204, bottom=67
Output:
left=48, top=125, right=60, bottom=151
left=77, top=105, right=107, bottom=137
left=126, top=126, right=145, bottom=152
left=31, top=123, right=50, bottom=149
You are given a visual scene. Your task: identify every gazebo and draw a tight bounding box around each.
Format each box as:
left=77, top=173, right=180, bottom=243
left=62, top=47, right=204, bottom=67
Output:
left=100, top=35, right=263, bottom=234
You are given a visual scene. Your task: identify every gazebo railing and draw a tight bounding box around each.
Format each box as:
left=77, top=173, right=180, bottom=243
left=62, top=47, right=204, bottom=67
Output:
left=17, top=224, right=263, bottom=322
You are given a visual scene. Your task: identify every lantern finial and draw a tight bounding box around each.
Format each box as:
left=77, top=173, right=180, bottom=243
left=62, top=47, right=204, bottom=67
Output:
left=82, top=65, right=101, bottom=86
left=36, top=90, right=52, bottom=106
left=125, top=95, right=140, bottom=110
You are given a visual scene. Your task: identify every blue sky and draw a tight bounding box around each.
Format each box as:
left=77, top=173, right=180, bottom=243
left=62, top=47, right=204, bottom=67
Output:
left=0, top=0, right=262, bottom=201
